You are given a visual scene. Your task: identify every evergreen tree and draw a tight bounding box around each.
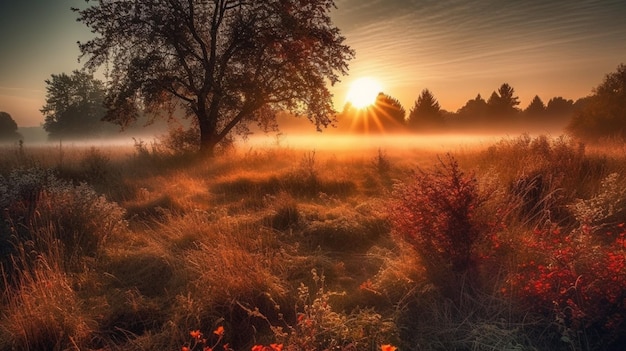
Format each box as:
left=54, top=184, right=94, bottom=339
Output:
left=407, top=89, right=444, bottom=131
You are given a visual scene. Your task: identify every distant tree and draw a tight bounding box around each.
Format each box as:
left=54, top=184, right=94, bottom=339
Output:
left=487, top=83, right=520, bottom=118
left=41, top=70, right=113, bottom=139
left=568, top=64, right=626, bottom=141
left=407, top=89, right=444, bottom=131
left=74, top=0, right=354, bottom=155
left=545, top=97, right=574, bottom=116
left=524, top=95, right=546, bottom=116
left=456, top=93, right=487, bottom=124
left=336, top=92, right=406, bottom=133
left=0, top=111, right=22, bottom=141
left=371, top=93, right=407, bottom=131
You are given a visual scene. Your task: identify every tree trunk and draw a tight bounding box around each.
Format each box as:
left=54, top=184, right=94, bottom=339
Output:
left=197, top=103, right=221, bottom=157
left=198, top=120, right=219, bottom=157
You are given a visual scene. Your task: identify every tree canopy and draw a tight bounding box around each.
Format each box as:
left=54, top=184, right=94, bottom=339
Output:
left=568, top=63, right=626, bottom=141
left=41, top=70, right=113, bottom=139
left=75, top=0, right=354, bottom=155
left=0, top=112, right=21, bottom=141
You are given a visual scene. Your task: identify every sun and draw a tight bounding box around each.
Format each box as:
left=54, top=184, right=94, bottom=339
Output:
left=345, top=77, right=382, bottom=109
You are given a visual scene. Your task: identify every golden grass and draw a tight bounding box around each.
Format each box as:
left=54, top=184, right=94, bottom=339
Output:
left=2, top=135, right=626, bottom=350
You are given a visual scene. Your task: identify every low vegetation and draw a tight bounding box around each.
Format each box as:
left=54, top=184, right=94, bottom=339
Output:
left=1, top=134, right=626, bottom=350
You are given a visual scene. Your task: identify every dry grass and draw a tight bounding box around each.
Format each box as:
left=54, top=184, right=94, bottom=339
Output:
left=2, top=135, right=626, bottom=350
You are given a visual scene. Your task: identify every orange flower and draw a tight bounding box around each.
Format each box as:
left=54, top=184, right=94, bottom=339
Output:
left=190, top=330, right=202, bottom=339
left=182, top=347, right=190, bottom=351
left=251, top=345, right=265, bottom=351
left=213, top=326, right=225, bottom=336
left=381, top=345, right=397, bottom=351
left=203, top=347, right=213, bottom=351
left=270, top=343, right=283, bottom=351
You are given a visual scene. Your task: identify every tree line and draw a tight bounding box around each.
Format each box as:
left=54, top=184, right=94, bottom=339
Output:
left=337, top=82, right=590, bottom=134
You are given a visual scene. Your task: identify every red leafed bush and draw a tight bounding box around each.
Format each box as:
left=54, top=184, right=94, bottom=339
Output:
left=390, top=154, right=495, bottom=299
left=505, top=224, right=626, bottom=346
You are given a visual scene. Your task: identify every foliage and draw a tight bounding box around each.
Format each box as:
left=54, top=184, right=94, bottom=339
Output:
left=568, top=63, right=626, bottom=142
left=41, top=70, right=114, bottom=139
left=523, top=95, right=546, bottom=118
left=75, top=0, right=354, bottom=155
left=454, top=94, right=489, bottom=127
left=487, top=83, right=520, bottom=117
left=340, top=93, right=407, bottom=133
left=0, top=167, right=126, bottom=272
left=505, top=223, right=626, bottom=349
left=390, top=154, right=497, bottom=300
left=546, top=96, right=575, bottom=116
left=0, top=111, right=21, bottom=141
left=407, top=89, right=443, bottom=130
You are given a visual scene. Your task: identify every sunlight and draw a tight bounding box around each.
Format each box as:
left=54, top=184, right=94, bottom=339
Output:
left=345, top=77, right=382, bottom=109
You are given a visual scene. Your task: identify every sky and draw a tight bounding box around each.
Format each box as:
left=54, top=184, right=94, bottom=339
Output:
left=1, top=0, right=625, bottom=127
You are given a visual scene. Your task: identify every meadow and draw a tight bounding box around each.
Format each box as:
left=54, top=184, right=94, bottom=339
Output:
left=1, top=133, right=626, bottom=351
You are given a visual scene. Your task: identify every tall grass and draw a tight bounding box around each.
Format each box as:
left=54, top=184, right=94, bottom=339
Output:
left=1, top=135, right=626, bottom=350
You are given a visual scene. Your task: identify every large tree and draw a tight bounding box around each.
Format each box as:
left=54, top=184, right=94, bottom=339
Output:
left=74, top=0, right=354, bottom=155
left=407, top=89, right=443, bottom=131
left=41, top=70, right=112, bottom=139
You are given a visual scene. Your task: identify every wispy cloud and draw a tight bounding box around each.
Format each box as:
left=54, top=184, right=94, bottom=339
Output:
left=332, top=0, right=626, bottom=108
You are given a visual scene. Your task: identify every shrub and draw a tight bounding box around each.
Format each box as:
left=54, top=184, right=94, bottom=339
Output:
left=390, top=154, right=496, bottom=300
left=505, top=223, right=626, bottom=349
left=1, top=167, right=126, bottom=272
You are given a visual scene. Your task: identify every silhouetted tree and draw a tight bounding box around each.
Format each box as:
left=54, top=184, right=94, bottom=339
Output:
left=487, top=83, right=520, bottom=118
left=75, top=0, right=354, bottom=155
left=0, top=112, right=22, bottom=141
left=523, top=95, right=547, bottom=122
left=407, top=89, right=444, bottom=131
left=371, top=93, right=407, bottom=131
left=568, top=64, right=626, bottom=141
left=41, top=71, right=113, bottom=139
left=545, top=97, right=574, bottom=116
left=456, top=94, right=488, bottom=126
left=336, top=93, right=406, bottom=133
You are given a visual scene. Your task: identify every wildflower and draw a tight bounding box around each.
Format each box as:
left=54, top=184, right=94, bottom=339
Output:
left=251, top=345, right=264, bottom=351
left=182, top=347, right=190, bottom=351
left=214, top=326, right=225, bottom=337
left=270, top=343, right=283, bottom=351
left=190, top=330, right=202, bottom=339
left=381, top=345, right=397, bottom=351
left=204, top=347, right=213, bottom=351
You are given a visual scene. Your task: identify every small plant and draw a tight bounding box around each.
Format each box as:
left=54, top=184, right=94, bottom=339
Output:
left=372, top=148, right=391, bottom=176
left=182, top=325, right=230, bottom=351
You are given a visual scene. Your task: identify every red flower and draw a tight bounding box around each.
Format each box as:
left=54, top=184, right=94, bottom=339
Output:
left=213, top=326, right=225, bottom=337
left=190, top=330, right=202, bottom=340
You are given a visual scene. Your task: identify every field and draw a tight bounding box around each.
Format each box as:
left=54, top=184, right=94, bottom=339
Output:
left=2, top=134, right=626, bottom=351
